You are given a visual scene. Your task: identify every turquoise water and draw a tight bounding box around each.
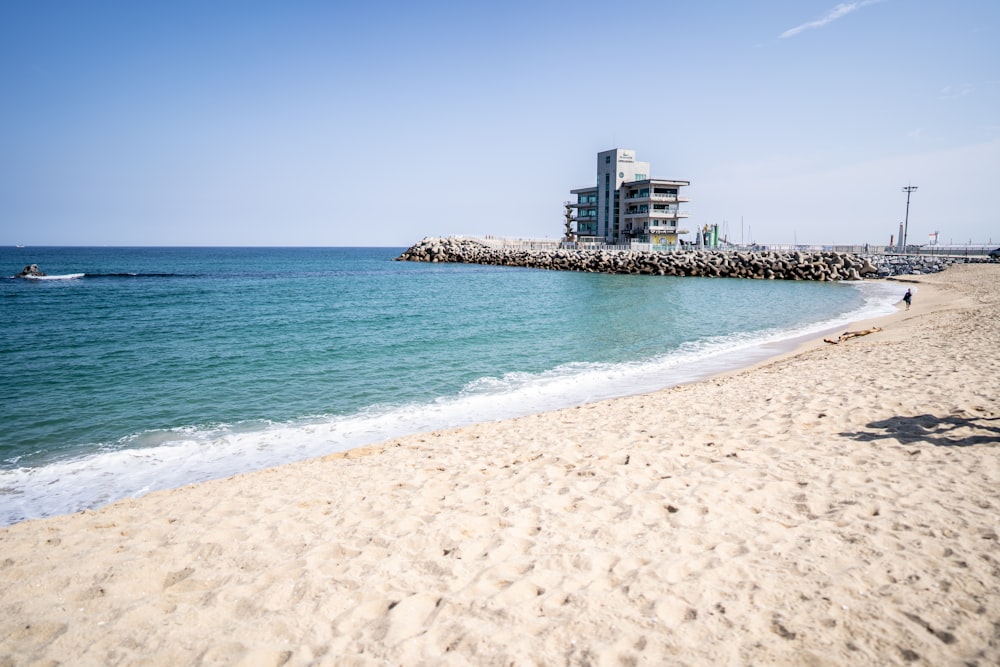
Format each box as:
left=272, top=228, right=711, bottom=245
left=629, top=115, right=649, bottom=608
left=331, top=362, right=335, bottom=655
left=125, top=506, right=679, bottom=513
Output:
left=0, top=246, right=900, bottom=524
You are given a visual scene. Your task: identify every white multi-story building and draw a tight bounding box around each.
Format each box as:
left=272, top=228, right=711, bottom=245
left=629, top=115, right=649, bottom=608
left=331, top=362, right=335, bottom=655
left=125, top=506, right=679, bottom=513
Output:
left=570, top=149, right=689, bottom=248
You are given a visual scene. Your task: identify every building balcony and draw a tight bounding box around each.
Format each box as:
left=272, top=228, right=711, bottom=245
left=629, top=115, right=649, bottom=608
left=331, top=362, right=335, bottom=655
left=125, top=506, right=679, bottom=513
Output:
left=624, top=223, right=690, bottom=235
left=624, top=194, right=690, bottom=203
left=625, top=211, right=689, bottom=220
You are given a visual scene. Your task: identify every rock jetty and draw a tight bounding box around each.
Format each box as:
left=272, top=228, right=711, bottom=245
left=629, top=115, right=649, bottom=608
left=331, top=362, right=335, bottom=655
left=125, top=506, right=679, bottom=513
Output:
left=397, top=237, right=877, bottom=281
left=866, top=254, right=993, bottom=277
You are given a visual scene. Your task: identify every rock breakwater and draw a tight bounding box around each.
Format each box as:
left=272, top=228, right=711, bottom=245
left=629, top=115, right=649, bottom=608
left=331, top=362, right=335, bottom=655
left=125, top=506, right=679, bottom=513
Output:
left=397, top=237, right=877, bottom=281
left=867, top=254, right=993, bottom=277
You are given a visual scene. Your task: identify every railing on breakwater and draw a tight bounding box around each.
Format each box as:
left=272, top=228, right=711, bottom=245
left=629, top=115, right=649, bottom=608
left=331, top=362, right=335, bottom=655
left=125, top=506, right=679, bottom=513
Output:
left=906, top=245, right=998, bottom=258
left=471, top=237, right=684, bottom=253
left=463, top=235, right=562, bottom=251
left=453, top=236, right=997, bottom=258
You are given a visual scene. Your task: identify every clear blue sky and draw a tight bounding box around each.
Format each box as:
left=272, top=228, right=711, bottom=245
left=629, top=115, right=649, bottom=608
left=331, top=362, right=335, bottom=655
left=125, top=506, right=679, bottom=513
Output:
left=2, top=0, right=997, bottom=247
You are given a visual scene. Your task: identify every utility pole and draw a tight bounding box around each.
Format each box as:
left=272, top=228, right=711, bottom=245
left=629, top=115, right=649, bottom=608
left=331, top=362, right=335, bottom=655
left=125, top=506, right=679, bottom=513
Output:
left=902, top=184, right=918, bottom=252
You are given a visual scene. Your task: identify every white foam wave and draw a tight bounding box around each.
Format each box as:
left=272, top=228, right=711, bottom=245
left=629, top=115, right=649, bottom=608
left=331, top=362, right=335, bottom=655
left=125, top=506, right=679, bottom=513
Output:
left=23, top=273, right=85, bottom=280
left=0, top=280, right=902, bottom=526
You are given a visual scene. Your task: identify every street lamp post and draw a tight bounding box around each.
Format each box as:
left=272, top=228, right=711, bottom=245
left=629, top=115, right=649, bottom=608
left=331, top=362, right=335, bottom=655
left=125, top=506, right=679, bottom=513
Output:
left=902, top=185, right=918, bottom=252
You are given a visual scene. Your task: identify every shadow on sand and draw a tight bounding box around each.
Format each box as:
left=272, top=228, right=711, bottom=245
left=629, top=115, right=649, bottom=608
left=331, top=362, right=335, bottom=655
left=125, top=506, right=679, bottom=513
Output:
left=840, top=414, right=1000, bottom=447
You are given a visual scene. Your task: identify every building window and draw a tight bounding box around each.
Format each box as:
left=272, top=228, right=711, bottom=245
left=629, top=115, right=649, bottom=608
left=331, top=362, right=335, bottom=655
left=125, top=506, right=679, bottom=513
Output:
left=635, top=173, right=646, bottom=181
left=605, top=156, right=611, bottom=164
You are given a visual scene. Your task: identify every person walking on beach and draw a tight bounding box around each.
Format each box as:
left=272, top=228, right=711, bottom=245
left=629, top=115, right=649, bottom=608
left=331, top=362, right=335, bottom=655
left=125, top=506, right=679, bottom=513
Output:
left=903, top=288, right=912, bottom=310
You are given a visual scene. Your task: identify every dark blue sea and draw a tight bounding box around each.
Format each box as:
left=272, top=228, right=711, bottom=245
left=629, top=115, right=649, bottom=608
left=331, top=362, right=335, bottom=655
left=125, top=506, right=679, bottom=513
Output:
left=0, top=246, right=901, bottom=525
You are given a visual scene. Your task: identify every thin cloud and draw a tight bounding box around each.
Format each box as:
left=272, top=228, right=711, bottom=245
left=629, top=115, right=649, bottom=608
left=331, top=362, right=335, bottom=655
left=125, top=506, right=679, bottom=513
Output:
left=940, top=84, right=974, bottom=98
left=781, top=1, right=882, bottom=39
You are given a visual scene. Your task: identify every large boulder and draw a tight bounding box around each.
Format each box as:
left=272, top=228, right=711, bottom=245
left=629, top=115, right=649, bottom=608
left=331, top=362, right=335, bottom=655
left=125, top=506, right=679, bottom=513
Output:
left=15, top=264, right=46, bottom=278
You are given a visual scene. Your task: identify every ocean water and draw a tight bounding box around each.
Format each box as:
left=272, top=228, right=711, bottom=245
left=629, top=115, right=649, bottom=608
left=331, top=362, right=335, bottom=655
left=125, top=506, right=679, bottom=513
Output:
left=0, top=246, right=902, bottom=525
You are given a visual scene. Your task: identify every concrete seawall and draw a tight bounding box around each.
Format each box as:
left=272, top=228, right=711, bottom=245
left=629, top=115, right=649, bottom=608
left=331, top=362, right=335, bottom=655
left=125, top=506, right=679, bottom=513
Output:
left=397, top=237, right=876, bottom=281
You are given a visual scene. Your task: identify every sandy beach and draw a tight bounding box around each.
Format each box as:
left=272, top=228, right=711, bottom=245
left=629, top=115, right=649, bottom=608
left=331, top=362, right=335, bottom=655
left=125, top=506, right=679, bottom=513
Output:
left=1, top=263, right=998, bottom=666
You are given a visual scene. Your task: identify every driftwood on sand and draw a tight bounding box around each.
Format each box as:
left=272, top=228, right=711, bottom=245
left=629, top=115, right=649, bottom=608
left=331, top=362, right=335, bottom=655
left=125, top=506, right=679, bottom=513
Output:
left=823, top=326, right=883, bottom=344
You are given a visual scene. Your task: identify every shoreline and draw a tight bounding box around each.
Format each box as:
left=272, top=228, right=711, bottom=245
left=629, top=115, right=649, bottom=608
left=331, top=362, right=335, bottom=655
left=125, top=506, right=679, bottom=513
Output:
left=733, top=276, right=944, bottom=379
left=1, top=275, right=901, bottom=527
left=2, top=264, right=998, bottom=665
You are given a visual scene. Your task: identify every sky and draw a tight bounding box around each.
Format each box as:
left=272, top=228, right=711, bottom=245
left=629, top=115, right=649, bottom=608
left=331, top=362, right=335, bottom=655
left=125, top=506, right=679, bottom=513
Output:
left=1, top=0, right=998, bottom=247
